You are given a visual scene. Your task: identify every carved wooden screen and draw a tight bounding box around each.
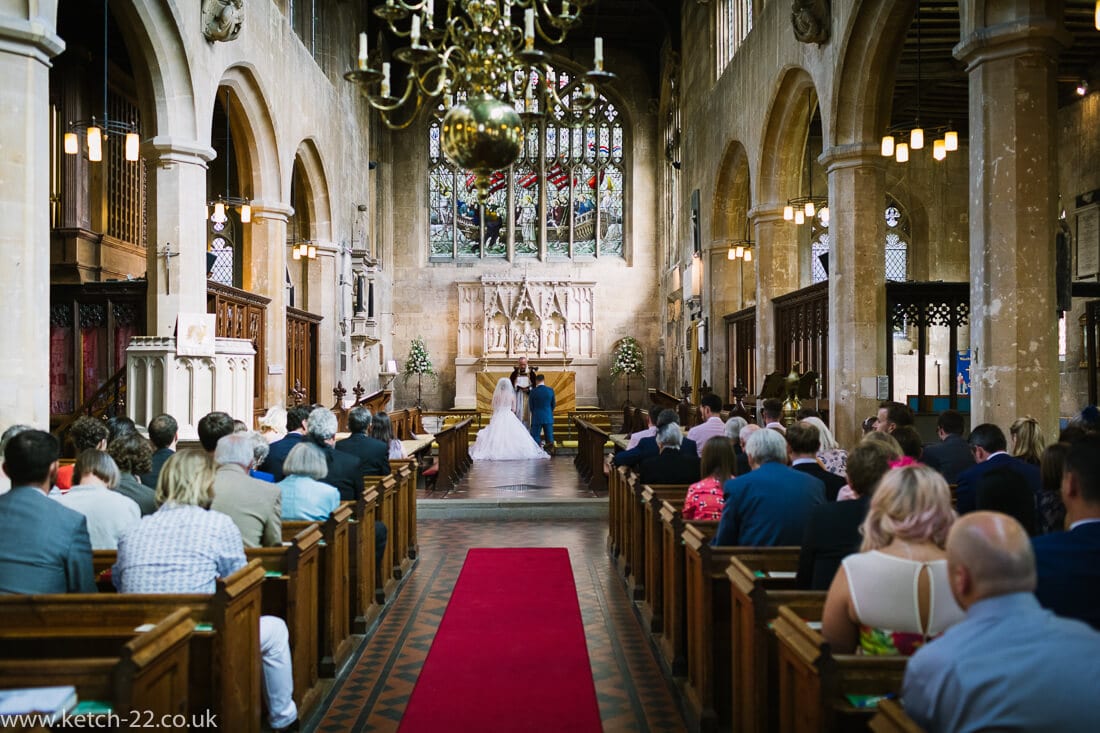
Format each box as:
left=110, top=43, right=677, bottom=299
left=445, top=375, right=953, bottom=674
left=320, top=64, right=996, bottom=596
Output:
left=207, top=281, right=269, bottom=415
left=724, top=306, right=757, bottom=401
left=287, top=307, right=322, bottom=406
left=886, top=282, right=969, bottom=410
left=49, top=281, right=147, bottom=427
left=773, top=281, right=829, bottom=395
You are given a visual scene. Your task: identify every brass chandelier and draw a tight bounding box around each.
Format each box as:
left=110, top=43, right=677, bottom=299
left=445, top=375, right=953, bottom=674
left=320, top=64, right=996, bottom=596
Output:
left=345, top=0, right=615, bottom=202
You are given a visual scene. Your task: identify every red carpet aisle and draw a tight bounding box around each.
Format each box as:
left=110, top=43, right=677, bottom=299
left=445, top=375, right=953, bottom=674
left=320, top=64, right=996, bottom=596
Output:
left=398, top=548, right=602, bottom=733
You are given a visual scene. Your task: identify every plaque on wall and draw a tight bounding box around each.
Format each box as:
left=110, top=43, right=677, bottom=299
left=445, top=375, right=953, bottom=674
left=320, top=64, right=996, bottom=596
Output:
left=1076, top=192, right=1100, bottom=280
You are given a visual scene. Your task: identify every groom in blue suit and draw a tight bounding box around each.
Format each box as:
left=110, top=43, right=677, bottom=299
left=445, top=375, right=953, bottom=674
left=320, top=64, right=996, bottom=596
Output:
left=528, top=374, right=556, bottom=453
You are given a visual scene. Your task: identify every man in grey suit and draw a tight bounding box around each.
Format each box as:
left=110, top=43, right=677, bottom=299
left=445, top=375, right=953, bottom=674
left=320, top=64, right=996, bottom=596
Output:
left=0, top=430, right=95, bottom=593
left=210, top=432, right=282, bottom=548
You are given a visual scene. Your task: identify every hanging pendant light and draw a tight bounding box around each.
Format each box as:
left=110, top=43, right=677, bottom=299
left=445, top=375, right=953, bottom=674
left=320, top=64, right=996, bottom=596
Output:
left=895, top=142, right=909, bottom=163
left=932, top=139, right=946, bottom=161
left=945, top=129, right=958, bottom=152
left=881, top=134, right=895, bottom=158
left=786, top=89, right=827, bottom=225
left=64, top=0, right=139, bottom=163
left=207, top=89, right=251, bottom=226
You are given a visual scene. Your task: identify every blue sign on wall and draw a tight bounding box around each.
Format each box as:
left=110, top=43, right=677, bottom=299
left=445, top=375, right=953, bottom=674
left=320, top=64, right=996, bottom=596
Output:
left=955, top=350, right=971, bottom=396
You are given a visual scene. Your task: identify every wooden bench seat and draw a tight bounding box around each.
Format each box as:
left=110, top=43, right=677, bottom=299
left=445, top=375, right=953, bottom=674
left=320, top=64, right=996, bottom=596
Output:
left=245, top=523, right=324, bottom=718
left=428, top=418, right=472, bottom=492
left=0, top=607, right=193, bottom=720
left=639, top=483, right=691, bottom=629
left=727, top=555, right=827, bottom=733
left=573, top=418, right=609, bottom=492
left=682, top=527, right=801, bottom=733
left=348, top=489, right=381, bottom=633
left=657, top=505, right=718, bottom=676
left=284, top=504, right=354, bottom=678
left=773, top=605, right=909, bottom=733
left=0, top=561, right=265, bottom=733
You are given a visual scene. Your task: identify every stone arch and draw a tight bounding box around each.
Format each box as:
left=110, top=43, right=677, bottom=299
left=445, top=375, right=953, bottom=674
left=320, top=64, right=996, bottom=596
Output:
left=214, top=64, right=282, bottom=203
left=289, top=139, right=333, bottom=244
left=712, top=140, right=752, bottom=243
left=829, top=0, right=918, bottom=148
left=756, top=67, right=818, bottom=208
left=107, top=0, right=199, bottom=140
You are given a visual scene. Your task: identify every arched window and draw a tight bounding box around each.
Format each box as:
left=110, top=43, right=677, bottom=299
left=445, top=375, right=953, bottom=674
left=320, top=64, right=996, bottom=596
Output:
left=428, top=65, right=626, bottom=261
left=207, top=218, right=236, bottom=286
left=810, top=195, right=910, bottom=283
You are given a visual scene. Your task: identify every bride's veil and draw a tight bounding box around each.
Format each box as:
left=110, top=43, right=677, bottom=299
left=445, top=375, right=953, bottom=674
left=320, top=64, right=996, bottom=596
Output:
left=491, top=377, right=515, bottom=412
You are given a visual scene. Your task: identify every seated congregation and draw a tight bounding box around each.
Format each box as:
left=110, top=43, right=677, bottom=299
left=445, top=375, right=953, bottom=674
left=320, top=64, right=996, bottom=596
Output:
left=0, top=402, right=419, bottom=731
left=608, top=396, right=1100, bottom=732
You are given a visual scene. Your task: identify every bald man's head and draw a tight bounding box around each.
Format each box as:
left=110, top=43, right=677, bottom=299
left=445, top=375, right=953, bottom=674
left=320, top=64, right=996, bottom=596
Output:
left=946, top=512, right=1036, bottom=609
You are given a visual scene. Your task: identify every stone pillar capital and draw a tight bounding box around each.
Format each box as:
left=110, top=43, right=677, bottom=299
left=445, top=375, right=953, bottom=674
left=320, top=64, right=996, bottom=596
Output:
left=748, top=204, right=789, bottom=224
left=819, top=143, right=885, bottom=173
left=146, top=137, right=217, bottom=167
left=250, top=201, right=294, bottom=223
left=954, top=19, right=1071, bottom=69
left=0, top=17, right=65, bottom=65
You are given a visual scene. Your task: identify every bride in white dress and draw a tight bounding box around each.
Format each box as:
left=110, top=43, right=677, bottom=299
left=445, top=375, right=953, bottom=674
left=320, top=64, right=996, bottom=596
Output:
left=469, top=377, right=551, bottom=461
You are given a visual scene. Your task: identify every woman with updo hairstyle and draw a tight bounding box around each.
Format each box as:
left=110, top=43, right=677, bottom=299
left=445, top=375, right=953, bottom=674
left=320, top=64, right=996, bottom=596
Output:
left=1010, top=415, right=1046, bottom=466
left=822, top=463, right=964, bottom=656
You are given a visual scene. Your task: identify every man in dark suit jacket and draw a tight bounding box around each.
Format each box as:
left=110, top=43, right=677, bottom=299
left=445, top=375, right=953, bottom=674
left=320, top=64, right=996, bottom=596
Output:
left=714, top=428, right=824, bottom=547
left=613, top=409, right=697, bottom=469
left=1032, top=437, right=1100, bottom=630
left=955, top=423, right=1041, bottom=515
left=527, top=374, right=556, bottom=451
left=141, top=413, right=178, bottom=488
left=307, top=407, right=368, bottom=502
left=335, top=406, right=390, bottom=483
left=638, top=423, right=700, bottom=486
left=260, top=405, right=312, bottom=480
left=921, top=409, right=974, bottom=484
left=0, top=430, right=95, bottom=594
left=786, top=422, right=847, bottom=501
left=796, top=441, right=896, bottom=589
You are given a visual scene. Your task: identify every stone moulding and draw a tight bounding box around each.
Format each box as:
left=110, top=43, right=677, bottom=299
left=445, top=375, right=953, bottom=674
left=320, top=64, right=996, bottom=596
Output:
left=792, top=0, right=830, bottom=46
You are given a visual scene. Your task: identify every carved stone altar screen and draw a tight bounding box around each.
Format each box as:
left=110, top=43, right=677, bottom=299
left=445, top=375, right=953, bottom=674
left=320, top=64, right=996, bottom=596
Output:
left=454, top=277, right=599, bottom=409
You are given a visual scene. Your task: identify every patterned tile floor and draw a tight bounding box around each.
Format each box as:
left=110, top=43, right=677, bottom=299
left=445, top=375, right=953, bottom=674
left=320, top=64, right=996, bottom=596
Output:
left=306, top=518, right=686, bottom=732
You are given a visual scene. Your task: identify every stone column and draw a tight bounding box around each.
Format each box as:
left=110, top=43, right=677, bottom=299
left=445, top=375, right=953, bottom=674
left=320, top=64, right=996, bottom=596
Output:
left=250, top=201, right=292, bottom=409
left=145, top=138, right=217, bottom=336
left=751, top=206, right=798, bottom=389
left=0, top=9, right=63, bottom=429
left=822, top=144, right=887, bottom=448
left=307, top=242, right=340, bottom=404
left=954, top=13, right=1069, bottom=435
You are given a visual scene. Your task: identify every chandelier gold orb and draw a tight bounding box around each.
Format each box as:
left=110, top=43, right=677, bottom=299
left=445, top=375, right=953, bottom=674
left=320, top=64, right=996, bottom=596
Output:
left=345, top=0, right=615, bottom=202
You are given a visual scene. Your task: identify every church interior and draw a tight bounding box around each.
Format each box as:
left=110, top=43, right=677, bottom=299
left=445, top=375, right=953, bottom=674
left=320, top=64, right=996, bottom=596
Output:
left=2, top=0, right=1100, bottom=730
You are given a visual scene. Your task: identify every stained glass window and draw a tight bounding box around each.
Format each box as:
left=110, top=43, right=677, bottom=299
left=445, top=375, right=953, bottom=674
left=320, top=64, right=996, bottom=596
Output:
left=810, top=196, right=909, bottom=283
left=428, top=66, right=625, bottom=261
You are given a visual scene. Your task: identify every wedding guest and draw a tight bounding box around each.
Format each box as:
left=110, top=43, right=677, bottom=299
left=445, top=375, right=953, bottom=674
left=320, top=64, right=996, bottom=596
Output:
left=956, top=423, right=1041, bottom=515
left=638, top=422, right=700, bottom=486
left=627, top=405, right=662, bottom=450
left=1037, top=442, right=1069, bottom=534
left=57, top=416, right=109, bottom=493
left=787, top=422, right=846, bottom=502
left=108, top=432, right=157, bottom=515
left=261, top=406, right=311, bottom=480
left=0, top=424, right=32, bottom=496
left=106, top=415, right=138, bottom=443
left=761, top=399, right=785, bottom=434
left=921, top=409, right=974, bottom=484
left=686, top=393, right=726, bottom=456
left=801, top=416, right=847, bottom=478
left=891, top=425, right=924, bottom=461
left=53, top=449, right=140, bottom=550
left=278, top=443, right=340, bottom=521
left=371, top=412, right=407, bottom=460
left=258, top=406, right=288, bottom=443
left=873, top=401, right=914, bottom=434
left=1009, top=415, right=1046, bottom=466
left=141, top=413, right=177, bottom=489
left=822, top=463, right=963, bottom=655
left=211, top=432, right=282, bottom=548
left=682, top=438, right=735, bottom=520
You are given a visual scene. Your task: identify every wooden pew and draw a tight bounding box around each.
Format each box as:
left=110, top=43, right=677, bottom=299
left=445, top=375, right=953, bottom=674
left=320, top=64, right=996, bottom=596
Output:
left=348, top=489, right=381, bottom=633
left=0, top=607, right=193, bottom=720
left=607, top=464, right=630, bottom=560
left=388, top=459, right=416, bottom=579
left=427, top=417, right=472, bottom=492
left=246, top=523, right=324, bottom=718
left=682, top=526, right=800, bottom=733
left=0, top=561, right=265, bottom=733
left=727, top=556, right=826, bottom=733
left=657, top=504, right=718, bottom=676
left=870, top=700, right=925, bottom=733
left=371, top=474, right=399, bottom=599
left=573, top=418, right=609, bottom=492
left=283, top=503, right=354, bottom=677
left=639, top=483, right=692, bottom=632
left=773, top=605, right=908, bottom=733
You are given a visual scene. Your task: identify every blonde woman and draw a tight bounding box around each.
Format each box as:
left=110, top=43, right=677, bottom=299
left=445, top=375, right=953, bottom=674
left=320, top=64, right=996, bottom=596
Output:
left=802, top=415, right=847, bottom=477
left=1010, top=416, right=1046, bottom=466
left=822, top=464, right=964, bottom=655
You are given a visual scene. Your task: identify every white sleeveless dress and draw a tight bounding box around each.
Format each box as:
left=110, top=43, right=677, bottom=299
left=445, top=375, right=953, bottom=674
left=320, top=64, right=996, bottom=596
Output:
left=469, top=384, right=550, bottom=461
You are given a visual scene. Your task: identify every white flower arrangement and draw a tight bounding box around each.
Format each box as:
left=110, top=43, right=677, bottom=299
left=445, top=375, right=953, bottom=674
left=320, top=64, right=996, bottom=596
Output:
left=403, top=337, right=438, bottom=384
left=610, top=337, right=645, bottom=379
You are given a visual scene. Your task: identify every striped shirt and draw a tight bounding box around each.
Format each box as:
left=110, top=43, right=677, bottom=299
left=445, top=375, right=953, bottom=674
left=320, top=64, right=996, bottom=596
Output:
left=113, top=504, right=246, bottom=594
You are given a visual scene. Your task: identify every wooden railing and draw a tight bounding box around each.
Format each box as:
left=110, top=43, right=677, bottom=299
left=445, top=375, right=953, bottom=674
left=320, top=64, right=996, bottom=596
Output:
left=287, top=307, right=322, bottom=406
left=207, top=281, right=269, bottom=417
left=724, top=305, right=757, bottom=402
left=51, top=365, right=126, bottom=449
left=773, top=282, right=829, bottom=396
